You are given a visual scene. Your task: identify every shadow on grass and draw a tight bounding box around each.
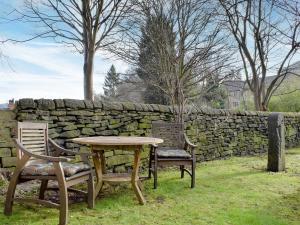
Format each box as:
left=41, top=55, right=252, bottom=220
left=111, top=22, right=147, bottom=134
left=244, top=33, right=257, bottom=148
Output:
left=202, top=170, right=264, bottom=181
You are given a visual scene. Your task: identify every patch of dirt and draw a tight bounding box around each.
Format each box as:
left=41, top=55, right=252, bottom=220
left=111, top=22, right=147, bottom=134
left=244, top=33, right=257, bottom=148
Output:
left=156, top=196, right=165, bottom=204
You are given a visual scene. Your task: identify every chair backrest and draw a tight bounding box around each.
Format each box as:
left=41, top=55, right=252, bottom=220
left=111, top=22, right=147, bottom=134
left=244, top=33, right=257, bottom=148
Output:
left=17, top=122, right=48, bottom=160
left=151, top=121, right=185, bottom=149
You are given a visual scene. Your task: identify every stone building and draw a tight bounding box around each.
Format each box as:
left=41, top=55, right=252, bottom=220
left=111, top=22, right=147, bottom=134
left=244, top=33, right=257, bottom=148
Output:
left=222, top=80, right=245, bottom=109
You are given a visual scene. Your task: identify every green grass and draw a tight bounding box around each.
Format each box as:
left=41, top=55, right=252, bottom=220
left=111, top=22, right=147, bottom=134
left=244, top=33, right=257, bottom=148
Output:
left=1, top=148, right=300, bottom=225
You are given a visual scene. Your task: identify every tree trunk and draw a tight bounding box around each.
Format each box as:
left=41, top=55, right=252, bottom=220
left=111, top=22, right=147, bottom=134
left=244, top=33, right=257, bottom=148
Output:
left=83, top=48, right=95, bottom=100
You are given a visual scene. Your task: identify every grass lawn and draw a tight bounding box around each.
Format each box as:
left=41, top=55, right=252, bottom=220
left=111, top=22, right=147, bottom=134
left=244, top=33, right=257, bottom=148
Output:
left=1, top=148, right=300, bottom=225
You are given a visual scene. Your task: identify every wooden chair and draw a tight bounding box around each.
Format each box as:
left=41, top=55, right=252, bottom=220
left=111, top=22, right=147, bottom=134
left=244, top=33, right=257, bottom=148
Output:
left=4, top=122, right=94, bottom=225
left=148, top=121, right=197, bottom=189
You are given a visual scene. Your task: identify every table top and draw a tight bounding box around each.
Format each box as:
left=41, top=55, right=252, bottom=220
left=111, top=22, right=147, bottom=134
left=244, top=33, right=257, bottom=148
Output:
left=72, top=136, right=163, bottom=146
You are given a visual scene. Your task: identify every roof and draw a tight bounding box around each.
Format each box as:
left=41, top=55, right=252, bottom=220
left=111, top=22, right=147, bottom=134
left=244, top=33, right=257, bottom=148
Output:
left=222, top=80, right=245, bottom=92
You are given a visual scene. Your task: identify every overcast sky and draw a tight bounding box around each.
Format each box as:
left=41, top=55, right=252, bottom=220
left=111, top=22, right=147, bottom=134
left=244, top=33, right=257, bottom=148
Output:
left=0, top=1, right=128, bottom=103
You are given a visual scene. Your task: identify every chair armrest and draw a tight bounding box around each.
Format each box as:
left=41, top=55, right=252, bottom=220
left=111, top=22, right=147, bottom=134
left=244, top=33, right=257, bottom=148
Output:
left=14, top=139, right=70, bottom=162
left=184, top=134, right=197, bottom=148
left=49, top=139, right=93, bottom=157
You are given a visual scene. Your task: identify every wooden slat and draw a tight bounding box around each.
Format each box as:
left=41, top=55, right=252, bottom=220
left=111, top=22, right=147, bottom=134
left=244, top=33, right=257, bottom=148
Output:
left=22, top=133, right=44, bottom=137
left=22, top=137, right=45, bottom=141
left=31, top=149, right=46, bottom=153
left=31, top=149, right=46, bottom=152
left=22, top=130, right=44, bottom=133
left=102, top=173, right=132, bottom=182
left=22, top=140, right=45, bottom=144
left=22, top=144, right=45, bottom=148
left=18, top=122, right=47, bottom=129
left=65, top=170, right=91, bottom=181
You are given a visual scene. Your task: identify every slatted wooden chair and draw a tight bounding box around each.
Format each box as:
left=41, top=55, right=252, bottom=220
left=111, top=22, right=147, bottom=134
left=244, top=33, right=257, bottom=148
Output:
left=4, top=122, right=94, bottom=225
left=148, top=121, right=197, bottom=189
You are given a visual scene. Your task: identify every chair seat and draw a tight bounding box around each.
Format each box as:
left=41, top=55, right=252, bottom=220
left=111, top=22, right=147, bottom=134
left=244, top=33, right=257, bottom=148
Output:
left=157, top=148, right=191, bottom=158
left=21, top=161, right=91, bottom=177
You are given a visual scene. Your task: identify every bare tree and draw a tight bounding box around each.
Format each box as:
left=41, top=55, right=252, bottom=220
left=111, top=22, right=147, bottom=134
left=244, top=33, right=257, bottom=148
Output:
left=112, top=0, right=235, bottom=122
left=5, top=0, right=129, bottom=100
left=219, top=0, right=300, bottom=111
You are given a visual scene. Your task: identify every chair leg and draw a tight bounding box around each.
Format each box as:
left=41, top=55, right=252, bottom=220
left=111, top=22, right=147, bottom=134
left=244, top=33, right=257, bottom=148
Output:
left=180, top=165, right=185, bottom=178
left=148, top=158, right=152, bottom=179
left=55, top=163, right=68, bottom=225
left=191, top=161, right=196, bottom=188
left=87, top=173, right=95, bottom=209
left=58, top=181, right=68, bottom=225
left=39, top=180, right=48, bottom=200
left=4, top=173, right=19, bottom=216
left=4, top=154, right=30, bottom=216
left=153, top=160, right=158, bottom=189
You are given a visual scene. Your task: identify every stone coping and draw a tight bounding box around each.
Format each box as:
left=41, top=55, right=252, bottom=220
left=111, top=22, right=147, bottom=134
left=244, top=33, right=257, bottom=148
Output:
left=16, top=98, right=300, bottom=117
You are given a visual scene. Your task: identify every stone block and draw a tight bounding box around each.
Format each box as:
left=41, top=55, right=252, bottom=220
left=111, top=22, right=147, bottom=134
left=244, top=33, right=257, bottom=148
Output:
left=64, top=99, right=86, bottom=109
left=104, top=151, right=114, bottom=157
left=84, top=100, right=94, bottom=109
left=50, top=111, right=66, bottom=116
left=106, top=155, right=134, bottom=166
left=108, top=123, right=123, bottom=129
left=18, top=98, right=36, bottom=109
left=36, top=99, right=55, bottom=110
left=2, top=156, right=17, bottom=167
left=93, top=101, right=103, bottom=109
left=60, top=130, right=80, bottom=138
left=17, top=113, right=37, bottom=121
left=67, top=110, right=94, bottom=116
left=103, top=102, right=123, bottom=111
left=49, top=132, right=60, bottom=139
left=133, top=103, right=144, bottom=111
left=0, top=148, right=11, bottom=157
left=113, top=165, right=127, bottom=173
left=54, top=99, right=65, bottom=108
left=157, top=105, right=171, bottom=113
left=97, top=130, right=115, bottom=136
left=58, top=116, right=76, bottom=122
left=138, top=123, right=151, bottom=129
left=109, top=119, right=120, bottom=125
left=63, top=124, right=77, bottom=131
left=125, top=122, right=138, bottom=131
left=65, top=142, right=80, bottom=148
left=122, top=102, right=136, bottom=111
left=11, top=147, right=17, bottom=156
left=81, top=128, right=95, bottom=135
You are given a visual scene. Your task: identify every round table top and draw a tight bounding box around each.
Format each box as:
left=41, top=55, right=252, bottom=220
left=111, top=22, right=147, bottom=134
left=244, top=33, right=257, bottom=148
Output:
left=72, top=136, right=163, bottom=146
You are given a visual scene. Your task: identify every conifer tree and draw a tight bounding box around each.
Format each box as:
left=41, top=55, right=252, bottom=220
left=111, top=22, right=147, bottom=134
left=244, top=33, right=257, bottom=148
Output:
left=103, top=65, right=120, bottom=99
left=136, top=13, right=175, bottom=105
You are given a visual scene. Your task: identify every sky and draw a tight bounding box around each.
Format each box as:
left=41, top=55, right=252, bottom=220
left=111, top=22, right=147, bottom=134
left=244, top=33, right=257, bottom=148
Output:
left=1, top=1, right=300, bottom=104
left=0, top=1, right=129, bottom=103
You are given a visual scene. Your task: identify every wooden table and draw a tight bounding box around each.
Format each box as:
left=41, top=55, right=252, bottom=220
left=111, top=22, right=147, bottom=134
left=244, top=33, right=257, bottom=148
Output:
left=72, top=136, right=163, bottom=205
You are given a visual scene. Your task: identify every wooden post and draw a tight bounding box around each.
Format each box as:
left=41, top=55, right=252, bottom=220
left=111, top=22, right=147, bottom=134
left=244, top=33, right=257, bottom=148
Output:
left=267, top=113, right=285, bottom=172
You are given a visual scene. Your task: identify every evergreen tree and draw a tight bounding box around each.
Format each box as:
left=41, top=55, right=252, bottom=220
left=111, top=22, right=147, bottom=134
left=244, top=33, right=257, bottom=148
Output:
left=136, top=13, right=175, bottom=105
left=202, top=74, right=227, bottom=109
left=103, top=65, right=120, bottom=99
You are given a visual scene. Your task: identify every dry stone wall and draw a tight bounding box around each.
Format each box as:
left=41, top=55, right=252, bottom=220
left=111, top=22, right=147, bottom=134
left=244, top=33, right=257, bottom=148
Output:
left=0, top=98, right=299, bottom=171
left=0, top=110, right=17, bottom=168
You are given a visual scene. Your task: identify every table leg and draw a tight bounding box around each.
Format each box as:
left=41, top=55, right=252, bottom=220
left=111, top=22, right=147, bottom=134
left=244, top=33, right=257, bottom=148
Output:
left=100, top=150, right=106, bottom=174
left=92, top=150, right=103, bottom=199
left=131, top=147, right=146, bottom=205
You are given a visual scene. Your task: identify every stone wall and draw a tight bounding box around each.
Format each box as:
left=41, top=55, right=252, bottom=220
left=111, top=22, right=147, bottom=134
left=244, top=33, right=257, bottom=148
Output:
left=0, top=98, right=299, bottom=170
left=0, top=110, right=17, bottom=168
